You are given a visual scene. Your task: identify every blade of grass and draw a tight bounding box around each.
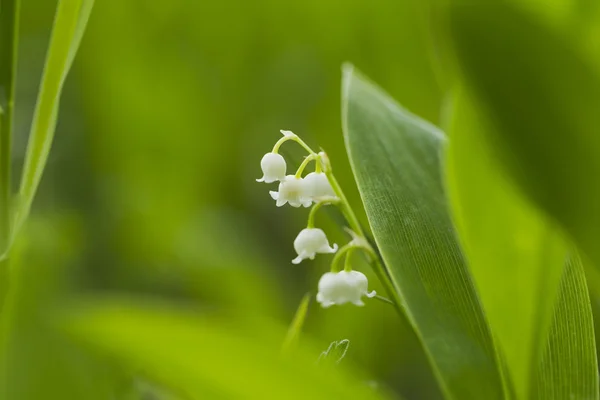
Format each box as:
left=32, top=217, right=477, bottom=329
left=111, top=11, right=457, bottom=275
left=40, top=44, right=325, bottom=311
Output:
left=281, top=293, right=311, bottom=355
left=0, top=0, right=20, bottom=255
left=12, top=0, right=95, bottom=243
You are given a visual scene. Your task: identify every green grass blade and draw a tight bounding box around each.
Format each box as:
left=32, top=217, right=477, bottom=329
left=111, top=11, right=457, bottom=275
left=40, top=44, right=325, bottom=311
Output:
left=534, top=254, right=599, bottom=399
left=446, top=3, right=600, bottom=271
left=281, top=293, right=311, bottom=354
left=14, top=0, right=95, bottom=238
left=446, top=89, right=598, bottom=399
left=342, top=64, right=504, bottom=400
left=59, top=299, right=387, bottom=400
left=0, top=0, right=20, bottom=254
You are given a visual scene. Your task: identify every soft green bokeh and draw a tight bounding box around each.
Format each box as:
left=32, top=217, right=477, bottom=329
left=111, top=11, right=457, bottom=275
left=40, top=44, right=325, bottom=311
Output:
left=11, top=0, right=444, bottom=398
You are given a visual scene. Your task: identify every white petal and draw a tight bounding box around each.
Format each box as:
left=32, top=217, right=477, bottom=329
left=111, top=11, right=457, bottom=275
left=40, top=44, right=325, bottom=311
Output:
left=352, top=300, right=365, bottom=307
left=276, top=198, right=286, bottom=207
left=292, top=256, right=303, bottom=264
left=366, top=290, right=377, bottom=298
left=256, top=177, right=265, bottom=182
left=270, top=191, right=279, bottom=200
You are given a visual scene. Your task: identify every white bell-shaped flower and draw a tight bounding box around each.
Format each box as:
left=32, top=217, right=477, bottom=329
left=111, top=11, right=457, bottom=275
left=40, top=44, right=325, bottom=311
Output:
left=256, top=152, right=286, bottom=183
left=316, top=270, right=376, bottom=307
left=270, top=175, right=312, bottom=208
left=292, top=228, right=338, bottom=264
left=304, top=172, right=337, bottom=200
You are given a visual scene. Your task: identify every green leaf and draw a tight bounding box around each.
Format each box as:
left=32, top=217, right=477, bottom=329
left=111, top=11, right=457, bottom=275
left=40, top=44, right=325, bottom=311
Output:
left=535, top=255, right=599, bottom=400
left=446, top=89, right=598, bottom=399
left=59, top=299, right=387, bottom=400
left=341, top=64, right=504, bottom=399
left=0, top=0, right=20, bottom=254
left=14, top=0, right=95, bottom=237
left=446, top=3, right=600, bottom=271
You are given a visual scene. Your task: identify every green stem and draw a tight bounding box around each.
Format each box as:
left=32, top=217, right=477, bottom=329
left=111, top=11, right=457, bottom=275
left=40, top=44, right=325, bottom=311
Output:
left=324, top=173, right=365, bottom=237
left=343, top=247, right=356, bottom=272
left=330, top=243, right=361, bottom=272
left=324, top=170, right=406, bottom=315
left=373, top=295, right=394, bottom=306
left=295, top=154, right=316, bottom=178
left=273, top=132, right=317, bottom=156
left=307, top=199, right=340, bottom=228
left=0, top=0, right=20, bottom=257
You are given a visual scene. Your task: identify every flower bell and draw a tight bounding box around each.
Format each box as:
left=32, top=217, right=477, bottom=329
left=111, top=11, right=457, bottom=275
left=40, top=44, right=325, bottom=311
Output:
left=292, top=228, right=338, bottom=264
left=256, top=152, right=286, bottom=183
left=316, top=270, right=376, bottom=307
left=270, top=175, right=312, bottom=208
left=304, top=172, right=336, bottom=200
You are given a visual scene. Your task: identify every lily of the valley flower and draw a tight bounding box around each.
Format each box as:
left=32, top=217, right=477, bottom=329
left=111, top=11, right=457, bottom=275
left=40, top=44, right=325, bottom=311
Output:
left=316, top=270, right=376, bottom=307
left=304, top=172, right=337, bottom=200
left=256, top=152, right=287, bottom=183
left=270, top=175, right=312, bottom=208
left=292, top=228, right=338, bottom=264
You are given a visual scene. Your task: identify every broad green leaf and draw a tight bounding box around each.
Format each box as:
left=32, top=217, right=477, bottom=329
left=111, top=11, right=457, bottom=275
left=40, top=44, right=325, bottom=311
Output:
left=534, top=255, right=599, bottom=399
left=59, top=299, right=387, bottom=400
left=446, top=3, right=600, bottom=271
left=342, top=65, right=504, bottom=399
left=446, top=89, right=598, bottom=399
left=14, top=0, right=95, bottom=238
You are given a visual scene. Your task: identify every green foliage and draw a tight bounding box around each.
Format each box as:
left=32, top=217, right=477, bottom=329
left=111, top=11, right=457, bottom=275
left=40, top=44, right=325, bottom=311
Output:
left=0, top=0, right=19, bottom=255
left=15, top=0, right=95, bottom=237
left=535, top=256, right=599, bottom=399
left=447, top=89, right=598, bottom=399
left=2, top=1, right=600, bottom=399
left=342, top=65, right=504, bottom=399
left=446, top=2, right=600, bottom=271
left=59, top=299, right=386, bottom=400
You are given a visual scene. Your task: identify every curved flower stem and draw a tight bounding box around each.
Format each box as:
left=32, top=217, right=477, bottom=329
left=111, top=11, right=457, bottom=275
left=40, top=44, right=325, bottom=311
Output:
left=295, top=154, right=317, bottom=178
left=343, top=248, right=356, bottom=272
left=273, top=132, right=317, bottom=156
left=330, top=243, right=364, bottom=272
left=307, top=199, right=340, bottom=228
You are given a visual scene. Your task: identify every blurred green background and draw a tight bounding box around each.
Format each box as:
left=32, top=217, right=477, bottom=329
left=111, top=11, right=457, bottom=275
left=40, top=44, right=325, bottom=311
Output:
left=13, top=0, right=448, bottom=398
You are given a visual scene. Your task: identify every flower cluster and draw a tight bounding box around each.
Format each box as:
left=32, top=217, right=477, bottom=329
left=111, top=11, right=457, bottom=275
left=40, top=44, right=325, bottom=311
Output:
left=256, top=130, right=376, bottom=308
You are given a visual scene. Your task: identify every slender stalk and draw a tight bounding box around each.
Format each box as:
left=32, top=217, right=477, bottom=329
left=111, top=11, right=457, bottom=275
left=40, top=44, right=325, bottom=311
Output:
left=294, top=154, right=316, bottom=178
left=0, top=0, right=20, bottom=256
left=307, top=199, right=339, bottom=228
left=325, top=171, right=406, bottom=316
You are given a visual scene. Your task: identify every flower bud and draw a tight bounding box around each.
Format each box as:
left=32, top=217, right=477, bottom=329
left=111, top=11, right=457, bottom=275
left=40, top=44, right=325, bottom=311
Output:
left=316, top=270, right=376, bottom=307
left=256, top=152, right=286, bottom=183
left=304, top=172, right=336, bottom=200
left=292, top=228, right=338, bottom=264
left=270, top=175, right=312, bottom=208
